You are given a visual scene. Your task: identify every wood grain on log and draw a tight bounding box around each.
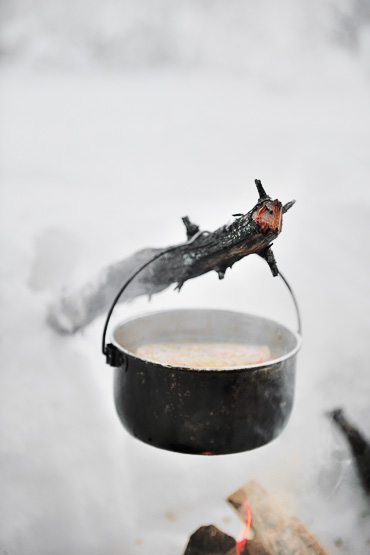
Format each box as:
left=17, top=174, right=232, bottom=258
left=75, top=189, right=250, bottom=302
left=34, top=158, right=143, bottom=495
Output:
left=227, top=481, right=328, bottom=555
left=48, top=180, right=295, bottom=333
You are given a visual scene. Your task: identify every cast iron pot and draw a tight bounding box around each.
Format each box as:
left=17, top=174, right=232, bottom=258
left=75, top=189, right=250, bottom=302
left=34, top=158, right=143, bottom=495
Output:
left=103, top=250, right=302, bottom=455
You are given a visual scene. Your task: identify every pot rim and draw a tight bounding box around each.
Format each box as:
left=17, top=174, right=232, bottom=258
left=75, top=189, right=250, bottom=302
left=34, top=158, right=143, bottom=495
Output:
left=111, top=308, right=302, bottom=372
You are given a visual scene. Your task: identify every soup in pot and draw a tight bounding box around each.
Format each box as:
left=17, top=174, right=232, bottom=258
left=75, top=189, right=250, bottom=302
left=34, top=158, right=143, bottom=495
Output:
left=135, top=342, right=271, bottom=368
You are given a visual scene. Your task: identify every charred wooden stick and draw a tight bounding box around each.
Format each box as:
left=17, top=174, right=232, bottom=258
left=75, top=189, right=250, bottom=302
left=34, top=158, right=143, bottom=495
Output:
left=227, top=481, right=328, bottom=555
left=47, top=180, right=295, bottom=333
left=328, top=408, right=370, bottom=495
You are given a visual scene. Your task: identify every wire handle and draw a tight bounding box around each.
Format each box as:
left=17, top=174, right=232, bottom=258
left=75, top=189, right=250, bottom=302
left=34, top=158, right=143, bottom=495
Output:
left=278, top=270, right=302, bottom=336
left=102, top=232, right=210, bottom=365
left=102, top=243, right=302, bottom=366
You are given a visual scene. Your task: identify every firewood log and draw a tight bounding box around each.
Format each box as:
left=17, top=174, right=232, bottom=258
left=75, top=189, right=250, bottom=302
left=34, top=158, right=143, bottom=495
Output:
left=183, top=525, right=236, bottom=555
left=182, top=525, right=270, bottom=555
left=227, top=481, right=328, bottom=555
left=47, top=180, right=295, bottom=333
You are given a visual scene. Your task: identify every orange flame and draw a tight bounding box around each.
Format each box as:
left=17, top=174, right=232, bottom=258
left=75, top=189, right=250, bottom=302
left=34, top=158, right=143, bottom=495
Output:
left=236, top=501, right=251, bottom=555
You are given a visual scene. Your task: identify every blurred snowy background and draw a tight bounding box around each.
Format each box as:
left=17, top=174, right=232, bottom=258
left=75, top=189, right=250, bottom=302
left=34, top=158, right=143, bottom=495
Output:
left=1, top=1, right=370, bottom=554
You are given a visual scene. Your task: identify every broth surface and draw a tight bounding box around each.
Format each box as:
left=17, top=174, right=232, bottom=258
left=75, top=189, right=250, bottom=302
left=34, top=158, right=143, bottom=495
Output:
left=135, top=342, right=271, bottom=368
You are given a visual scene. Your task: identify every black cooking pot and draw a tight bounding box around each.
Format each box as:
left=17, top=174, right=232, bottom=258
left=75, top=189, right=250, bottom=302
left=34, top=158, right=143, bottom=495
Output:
left=103, top=249, right=302, bottom=456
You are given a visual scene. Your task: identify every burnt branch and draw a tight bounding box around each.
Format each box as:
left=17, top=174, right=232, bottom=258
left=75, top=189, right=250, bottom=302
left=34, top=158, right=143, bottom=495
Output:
left=258, top=246, right=279, bottom=277
left=283, top=200, right=296, bottom=214
left=182, top=216, right=200, bottom=240
left=328, top=408, right=370, bottom=495
left=255, top=179, right=270, bottom=202
left=48, top=180, right=295, bottom=333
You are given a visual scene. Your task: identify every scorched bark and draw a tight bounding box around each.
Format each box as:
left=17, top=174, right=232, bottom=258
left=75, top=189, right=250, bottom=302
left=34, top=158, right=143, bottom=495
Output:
left=47, top=180, right=295, bottom=333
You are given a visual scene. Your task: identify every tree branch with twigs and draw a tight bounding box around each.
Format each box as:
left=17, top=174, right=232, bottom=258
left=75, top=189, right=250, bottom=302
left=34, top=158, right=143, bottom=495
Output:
left=47, top=180, right=295, bottom=333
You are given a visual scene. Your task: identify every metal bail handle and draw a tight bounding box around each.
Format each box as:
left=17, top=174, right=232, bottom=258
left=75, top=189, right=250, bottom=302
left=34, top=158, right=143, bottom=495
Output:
left=277, top=270, right=302, bottom=336
left=102, top=244, right=191, bottom=366
left=102, top=246, right=302, bottom=367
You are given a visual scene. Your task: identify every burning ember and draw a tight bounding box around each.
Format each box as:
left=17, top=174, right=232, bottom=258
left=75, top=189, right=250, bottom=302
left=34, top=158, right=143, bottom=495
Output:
left=236, top=501, right=252, bottom=555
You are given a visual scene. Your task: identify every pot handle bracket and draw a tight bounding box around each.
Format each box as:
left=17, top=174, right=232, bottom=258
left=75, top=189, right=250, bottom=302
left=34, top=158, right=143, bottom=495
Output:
left=102, top=241, right=302, bottom=367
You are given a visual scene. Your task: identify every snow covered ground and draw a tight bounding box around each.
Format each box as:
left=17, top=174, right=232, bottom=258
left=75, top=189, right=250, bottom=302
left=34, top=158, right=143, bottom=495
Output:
left=1, top=3, right=370, bottom=554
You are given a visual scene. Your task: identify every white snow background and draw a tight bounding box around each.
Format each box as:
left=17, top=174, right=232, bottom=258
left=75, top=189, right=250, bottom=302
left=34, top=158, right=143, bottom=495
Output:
left=1, top=1, right=370, bottom=554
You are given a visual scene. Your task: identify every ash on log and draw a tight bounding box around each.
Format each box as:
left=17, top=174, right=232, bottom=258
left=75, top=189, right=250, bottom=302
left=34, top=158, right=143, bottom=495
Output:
left=328, top=408, right=370, bottom=495
left=227, top=481, right=328, bottom=555
left=47, top=180, right=295, bottom=333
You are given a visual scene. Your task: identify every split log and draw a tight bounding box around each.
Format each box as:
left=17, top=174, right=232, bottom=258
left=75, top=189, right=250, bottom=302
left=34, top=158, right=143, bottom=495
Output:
left=328, top=408, right=370, bottom=495
left=226, top=481, right=328, bottom=555
left=47, top=180, right=295, bottom=333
